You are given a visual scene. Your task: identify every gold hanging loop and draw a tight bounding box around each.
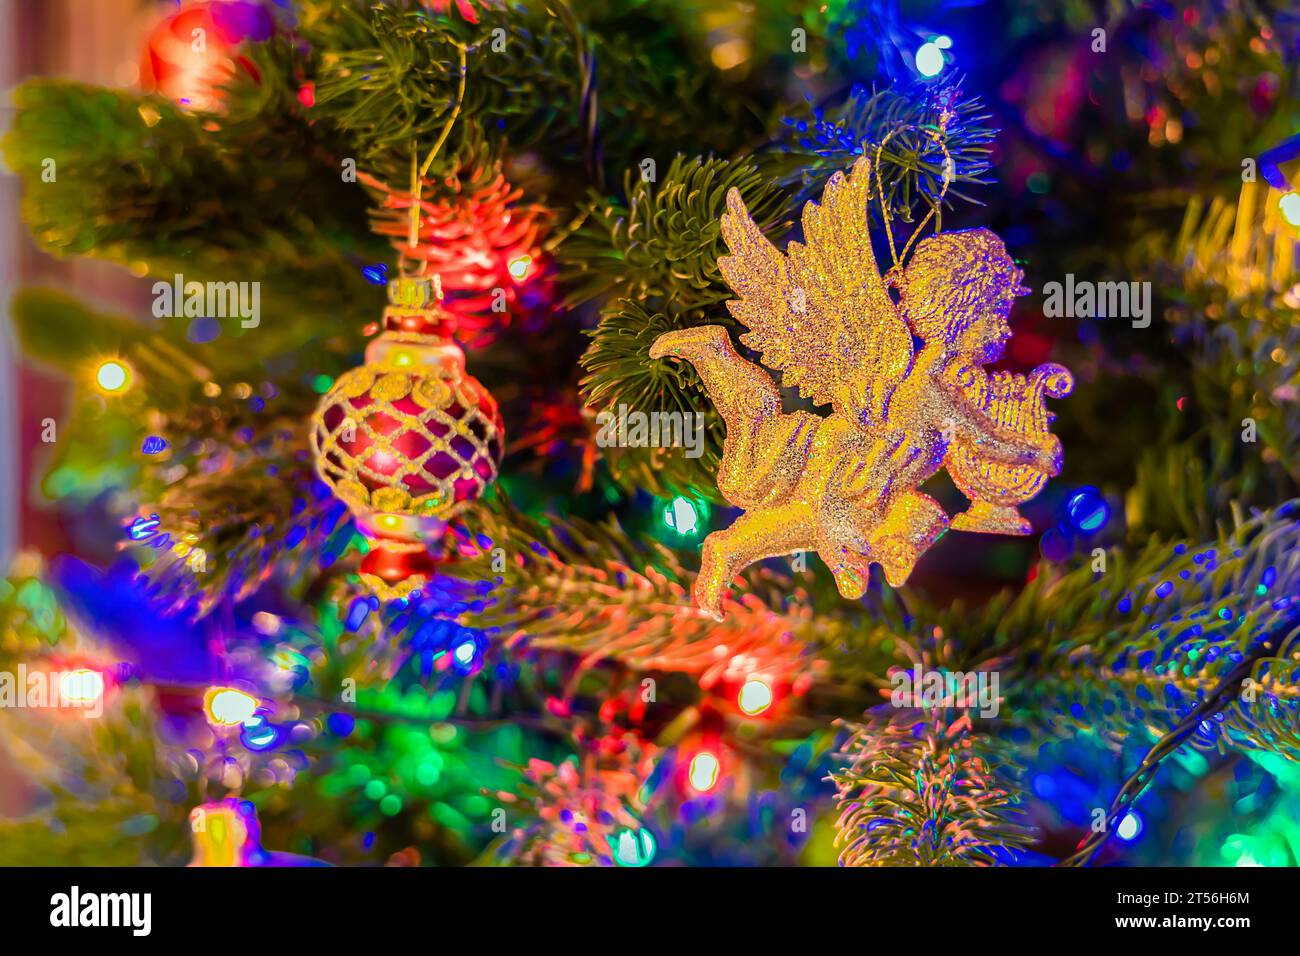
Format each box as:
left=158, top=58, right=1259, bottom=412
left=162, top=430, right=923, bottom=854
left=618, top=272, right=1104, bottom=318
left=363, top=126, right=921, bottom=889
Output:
left=401, top=42, right=468, bottom=277
left=872, top=123, right=955, bottom=272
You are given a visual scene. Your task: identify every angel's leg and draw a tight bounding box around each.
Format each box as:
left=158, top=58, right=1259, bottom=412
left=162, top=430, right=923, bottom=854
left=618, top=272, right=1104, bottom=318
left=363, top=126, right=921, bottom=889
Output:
left=819, top=435, right=950, bottom=590
left=816, top=490, right=948, bottom=593
left=695, top=501, right=817, bottom=620
left=815, top=534, right=873, bottom=600
left=651, top=325, right=816, bottom=506
left=650, top=325, right=780, bottom=428
left=868, top=491, right=949, bottom=587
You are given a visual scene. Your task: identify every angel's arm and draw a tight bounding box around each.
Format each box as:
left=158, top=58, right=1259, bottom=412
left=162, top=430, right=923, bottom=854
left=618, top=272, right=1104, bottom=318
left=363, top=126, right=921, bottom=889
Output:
left=946, top=391, right=1062, bottom=475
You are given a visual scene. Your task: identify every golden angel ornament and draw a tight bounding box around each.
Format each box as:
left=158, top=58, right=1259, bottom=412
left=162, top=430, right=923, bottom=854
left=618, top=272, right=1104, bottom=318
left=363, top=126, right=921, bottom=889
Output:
left=650, top=156, right=1070, bottom=619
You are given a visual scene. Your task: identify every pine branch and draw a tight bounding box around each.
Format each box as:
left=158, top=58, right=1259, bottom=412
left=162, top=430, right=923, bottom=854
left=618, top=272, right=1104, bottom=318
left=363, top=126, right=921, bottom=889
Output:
left=578, top=299, right=727, bottom=501
left=566, top=156, right=793, bottom=495
left=460, top=496, right=837, bottom=693
left=772, top=82, right=997, bottom=223
left=1002, top=501, right=1300, bottom=760
left=2, top=78, right=379, bottom=338
left=0, top=562, right=190, bottom=865
left=489, top=727, right=656, bottom=867
left=560, top=155, right=793, bottom=310
left=829, top=713, right=1033, bottom=866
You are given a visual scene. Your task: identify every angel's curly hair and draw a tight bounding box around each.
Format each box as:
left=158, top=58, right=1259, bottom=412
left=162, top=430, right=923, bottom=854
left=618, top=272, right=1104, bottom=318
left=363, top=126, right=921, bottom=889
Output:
left=892, top=228, right=1026, bottom=340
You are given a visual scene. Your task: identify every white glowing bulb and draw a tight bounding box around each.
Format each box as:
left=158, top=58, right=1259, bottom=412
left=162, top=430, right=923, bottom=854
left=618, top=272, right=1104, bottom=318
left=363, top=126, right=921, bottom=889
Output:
left=1279, top=191, right=1300, bottom=227
left=454, top=640, right=477, bottom=666
left=688, top=751, right=720, bottom=792
left=204, top=687, right=259, bottom=726
left=508, top=254, right=532, bottom=280
left=737, top=677, right=773, bottom=716
left=60, top=669, right=104, bottom=705
left=96, top=360, right=129, bottom=393
left=664, top=496, right=699, bottom=535
left=1116, top=811, right=1142, bottom=841
left=915, top=41, right=945, bottom=78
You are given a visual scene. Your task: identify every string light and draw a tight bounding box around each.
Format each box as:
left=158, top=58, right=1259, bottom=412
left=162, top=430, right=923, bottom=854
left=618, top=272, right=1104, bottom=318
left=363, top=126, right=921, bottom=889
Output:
left=1280, top=191, right=1300, bottom=227
left=915, top=36, right=951, bottom=78
left=204, top=687, right=259, bottom=727
left=737, top=677, right=773, bottom=716
left=1065, top=486, right=1110, bottom=534
left=688, top=751, right=721, bottom=793
left=95, top=359, right=131, bottom=394
left=662, top=496, right=701, bottom=536
left=59, top=669, right=104, bottom=707
left=453, top=639, right=477, bottom=667
left=128, top=514, right=162, bottom=542
left=507, top=253, right=533, bottom=280
left=450, top=633, right=487, bottom=676
left=608, top=827, right=657, bottom=867
left=1116, top=810, right=1143, bottom=841
left=240, top=715, right=281, bottom=751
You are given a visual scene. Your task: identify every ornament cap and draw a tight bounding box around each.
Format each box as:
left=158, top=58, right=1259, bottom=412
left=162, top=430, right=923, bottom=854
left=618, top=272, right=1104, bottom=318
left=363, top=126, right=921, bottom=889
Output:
left=387, top=274, right=443, bottom=307
left=381, top=274, right=457, bottom=337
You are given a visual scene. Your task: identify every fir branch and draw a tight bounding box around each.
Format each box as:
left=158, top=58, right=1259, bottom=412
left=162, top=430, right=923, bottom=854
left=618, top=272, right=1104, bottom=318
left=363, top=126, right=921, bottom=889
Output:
left=578, top=299, right=726, bottom=501
left=2, top=79, right=378, bottom=335
left=490, top=727, right=656, bottom=867
left=132, top=414, right=352, bottom=620
left=817, top=502, right=1300, bottom=763
left=1118, top=187, right=1300, bottom=542
left=459, top=497, right=836, bottom=692
left=829, top=713, right=1033, bottom=866
left=566, top=156, right=793, bottom=495
left=1001, top=501, right=1300, bottom=760
left=0, top=563, right=191, bottom=865
left=308, top=3, right=482, bottom=181
left=559, top=155, right=792, bottom=310
left=771, top=83, right=996, bottom=223
left=0, top=687, right=190, bottom=866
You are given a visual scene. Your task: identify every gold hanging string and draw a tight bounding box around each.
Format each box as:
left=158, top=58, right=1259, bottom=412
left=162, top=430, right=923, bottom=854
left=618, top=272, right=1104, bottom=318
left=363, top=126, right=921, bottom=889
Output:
left=403, top=42, right=469, bottom=275
left=873, top=124, right=955, bottom=273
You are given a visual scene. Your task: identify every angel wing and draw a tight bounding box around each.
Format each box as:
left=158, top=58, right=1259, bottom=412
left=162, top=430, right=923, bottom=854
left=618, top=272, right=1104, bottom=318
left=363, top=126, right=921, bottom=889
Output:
left=717, top=156, right=912, bottom=432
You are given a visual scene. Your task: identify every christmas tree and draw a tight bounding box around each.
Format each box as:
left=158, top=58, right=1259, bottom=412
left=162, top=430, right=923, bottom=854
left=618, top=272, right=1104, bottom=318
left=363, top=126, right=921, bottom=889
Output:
left=1, top=0, right=1298, bottom=871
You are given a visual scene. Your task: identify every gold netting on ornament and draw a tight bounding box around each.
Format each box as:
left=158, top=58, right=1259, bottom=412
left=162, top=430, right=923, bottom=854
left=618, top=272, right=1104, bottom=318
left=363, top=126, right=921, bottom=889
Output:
left=311, top=364, right=503, bottom=517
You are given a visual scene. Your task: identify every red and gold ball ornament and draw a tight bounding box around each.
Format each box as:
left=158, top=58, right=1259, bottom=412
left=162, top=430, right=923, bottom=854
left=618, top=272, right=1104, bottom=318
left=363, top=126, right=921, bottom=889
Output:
left=140, top=1, right=271, bottom=113
left=311, top=275, right=503, bottom=600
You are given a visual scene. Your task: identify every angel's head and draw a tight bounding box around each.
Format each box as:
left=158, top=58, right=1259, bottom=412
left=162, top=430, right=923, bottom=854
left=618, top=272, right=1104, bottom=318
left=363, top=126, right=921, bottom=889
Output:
left=895, top=228, right=1029, bottom=364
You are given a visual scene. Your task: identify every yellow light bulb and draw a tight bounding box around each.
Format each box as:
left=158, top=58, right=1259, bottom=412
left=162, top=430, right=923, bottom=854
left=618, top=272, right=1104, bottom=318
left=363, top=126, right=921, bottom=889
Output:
left=95, top=360, right=130, bottom=393
left=204, top=687, right=258, bottom=726
left=60, top=669, right=104, bottom=705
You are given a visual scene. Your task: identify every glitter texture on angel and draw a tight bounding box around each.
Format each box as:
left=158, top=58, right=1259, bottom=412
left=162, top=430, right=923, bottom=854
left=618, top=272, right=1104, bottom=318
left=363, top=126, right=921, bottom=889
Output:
left=650, top=156, right=1071, bottom=619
